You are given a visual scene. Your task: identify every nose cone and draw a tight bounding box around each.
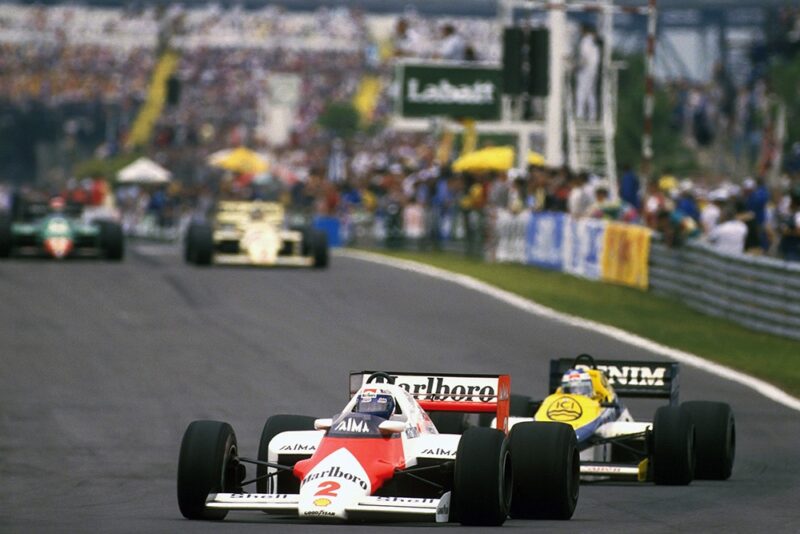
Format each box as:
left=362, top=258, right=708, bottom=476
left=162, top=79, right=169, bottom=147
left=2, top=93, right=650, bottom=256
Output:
left=298, top=448, right=371, bottom=520
left=44, top=237, right=73, bottom=259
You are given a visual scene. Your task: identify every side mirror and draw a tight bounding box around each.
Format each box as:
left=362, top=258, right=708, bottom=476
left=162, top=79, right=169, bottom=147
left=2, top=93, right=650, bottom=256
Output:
left=314, top=418, right=332, bottom=430
left=378, top=420, right=405, bottom=435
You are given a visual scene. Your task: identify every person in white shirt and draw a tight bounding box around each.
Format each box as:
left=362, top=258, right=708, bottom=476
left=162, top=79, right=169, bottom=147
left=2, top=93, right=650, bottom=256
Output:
left=701, top=188, right=727, bottom=234
left=437, top=24, right=466, bottom=61
left=567, top=172, right=592, bottom=217
left=707, top=208, right=747, bottom=255
left=393, top=18, right=423, bottom=58
left=575, top=24, right=601, bottom=121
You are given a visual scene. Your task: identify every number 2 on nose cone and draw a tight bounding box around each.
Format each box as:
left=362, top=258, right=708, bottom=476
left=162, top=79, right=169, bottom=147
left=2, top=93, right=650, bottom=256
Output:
left=314, top=481, right=340, bottom=497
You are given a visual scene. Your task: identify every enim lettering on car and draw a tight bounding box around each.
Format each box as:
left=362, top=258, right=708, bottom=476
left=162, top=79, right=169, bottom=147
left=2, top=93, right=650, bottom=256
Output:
left=595, top=365, right=667, bottom=387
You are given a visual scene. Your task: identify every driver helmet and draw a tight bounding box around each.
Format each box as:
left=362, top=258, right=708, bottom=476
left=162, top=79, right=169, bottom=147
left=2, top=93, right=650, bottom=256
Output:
left=49, top=197, right=65, bottom=212
left=561, top=369, right=594, bottom=397
left=354, top=390, right=395, bottom=420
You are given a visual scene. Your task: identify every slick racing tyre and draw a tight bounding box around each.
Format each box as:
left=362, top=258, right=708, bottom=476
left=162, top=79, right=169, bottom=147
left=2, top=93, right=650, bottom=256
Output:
left=0, top=215, right=11, bottom=258
left=177, top=420, right=240, bottom=520
left=257, top=415, right=316, bottom=494
left=652, top=405, right=695, bottom=485
left=310, top=229, right=328, bottom=268
left=452, top=427, right=511, bottom=526
left=98, top=220, right=124, bottom=261
left=682, top=401, right=735, bottom=480
left=185, top=223, right=213, bottom=265
left=508, top=421, right=579, bottom=520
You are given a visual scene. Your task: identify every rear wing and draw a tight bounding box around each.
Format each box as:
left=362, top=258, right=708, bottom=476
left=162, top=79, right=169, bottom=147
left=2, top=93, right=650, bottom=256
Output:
left=549, top=358, right=679, bottom=405
left=349, top=371, right=511, bottom=433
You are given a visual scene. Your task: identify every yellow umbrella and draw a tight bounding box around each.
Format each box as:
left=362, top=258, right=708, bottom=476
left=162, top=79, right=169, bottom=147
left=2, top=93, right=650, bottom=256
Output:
left=452, top=146, right=546, bottom=172
left=208, top=147, right=269, bottom=174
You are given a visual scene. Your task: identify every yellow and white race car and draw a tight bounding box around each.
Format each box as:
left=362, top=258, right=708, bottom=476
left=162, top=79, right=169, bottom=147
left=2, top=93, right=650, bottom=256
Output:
left=184, top=201, right=328, bottom=268
left=505, top=354, right=735, bottom=485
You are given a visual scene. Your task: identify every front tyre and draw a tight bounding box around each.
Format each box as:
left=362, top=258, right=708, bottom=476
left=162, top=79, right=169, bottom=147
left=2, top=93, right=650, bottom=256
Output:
left=177, top=420, right=240, bottom=520
left=309, top=229, right=329, bottom=268
left=98, top=220, right=124, bottom=261
left=256, top=415, right=316, bottom=494
left=652, top=405, right=695, bottom=485
left=508, top=421, right=579, bottom=520
left=452, top=427, right=511, bottom=526
left=0, top=215, right=12, bottom=258
left=185, top=223, right=213, bottom=265
left=682, top=401, right=735, bottom=480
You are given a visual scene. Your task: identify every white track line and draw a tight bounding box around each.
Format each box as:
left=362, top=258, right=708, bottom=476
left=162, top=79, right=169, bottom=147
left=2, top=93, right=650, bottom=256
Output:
left=338, top=249, right=800, bottom=412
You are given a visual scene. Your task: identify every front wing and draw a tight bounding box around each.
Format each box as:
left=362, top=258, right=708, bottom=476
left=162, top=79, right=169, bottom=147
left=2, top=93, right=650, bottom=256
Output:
left=206, top=492, right=451, bottom=522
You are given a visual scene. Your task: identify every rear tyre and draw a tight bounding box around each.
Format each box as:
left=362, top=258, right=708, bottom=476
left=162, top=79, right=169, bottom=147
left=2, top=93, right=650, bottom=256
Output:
left=452, top=427, right=511, bottom=526
left=652, top=405, right=695, bottom=485
left=185, top=223, right=213, bottom=265
left=0, top=216, right=12, bottom=258
left=309, top=229, right=329, bottom=268
left=256, top=415, right=316, bottom=494
left=682, top=401, right=735, bottom=480
left=177, top=420, right=239, bottom=520
left=98, top=220, right=124, bottom=261
left=508, top=422, right=579, bottom=520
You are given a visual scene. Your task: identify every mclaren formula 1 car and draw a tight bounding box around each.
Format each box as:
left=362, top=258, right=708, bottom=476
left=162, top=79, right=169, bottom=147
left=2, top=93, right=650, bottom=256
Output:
left=177, top=371, right=580, bottom=525
left=0, top=199, right=124, bottom=261
left=184, top=201, right=328, bottom=268
left=504, top=354, right=735, bottom=485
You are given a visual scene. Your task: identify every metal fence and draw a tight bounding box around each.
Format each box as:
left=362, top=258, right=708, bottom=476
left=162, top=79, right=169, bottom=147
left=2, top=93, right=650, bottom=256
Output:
left=649, top=241, right=800, bottom=340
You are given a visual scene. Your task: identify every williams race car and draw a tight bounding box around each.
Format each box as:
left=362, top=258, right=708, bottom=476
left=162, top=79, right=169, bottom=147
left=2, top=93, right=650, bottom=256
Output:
left=177, top=371, right=580, bottom=525
left=504, top=354, right=735, bottom=485
left=184, top=201, right=328, bottom=268
left=0, top=198, right=124, bottom=261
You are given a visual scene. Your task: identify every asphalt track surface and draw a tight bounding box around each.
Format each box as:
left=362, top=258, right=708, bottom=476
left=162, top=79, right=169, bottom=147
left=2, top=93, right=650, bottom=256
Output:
left=1, top=242, right=799, bottom=533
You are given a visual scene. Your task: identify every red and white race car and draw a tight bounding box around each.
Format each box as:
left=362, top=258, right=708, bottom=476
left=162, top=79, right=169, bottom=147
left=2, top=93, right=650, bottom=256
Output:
left=177, top=371, right=579, bottom=525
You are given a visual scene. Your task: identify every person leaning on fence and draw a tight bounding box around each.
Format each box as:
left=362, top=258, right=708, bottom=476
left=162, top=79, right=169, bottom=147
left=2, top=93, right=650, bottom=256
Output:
left=778, top=187, right=800, bottom=261
left=707, top=206, right=748, bottom=256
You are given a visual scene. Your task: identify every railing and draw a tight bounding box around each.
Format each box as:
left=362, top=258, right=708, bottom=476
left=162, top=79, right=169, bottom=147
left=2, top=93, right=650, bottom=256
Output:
left=649, top=241, right=800, bottom=341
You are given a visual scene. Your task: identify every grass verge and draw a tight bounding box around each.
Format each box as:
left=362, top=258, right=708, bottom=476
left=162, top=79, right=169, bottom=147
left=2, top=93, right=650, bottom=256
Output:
left=367, top=249, right=800, bottom=398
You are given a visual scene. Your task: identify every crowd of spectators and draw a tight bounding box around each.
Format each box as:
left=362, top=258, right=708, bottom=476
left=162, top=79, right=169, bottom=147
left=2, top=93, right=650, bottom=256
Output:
left=2, top=3, right=800, bottom=263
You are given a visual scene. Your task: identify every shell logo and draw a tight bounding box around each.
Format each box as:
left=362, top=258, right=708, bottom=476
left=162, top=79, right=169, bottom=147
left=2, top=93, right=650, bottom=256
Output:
left=313, top=498, right=331, bottom=507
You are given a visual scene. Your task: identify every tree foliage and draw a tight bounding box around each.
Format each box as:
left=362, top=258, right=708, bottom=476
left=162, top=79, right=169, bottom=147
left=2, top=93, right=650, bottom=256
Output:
left=318, top=101, right=360, bottom=139
left=614, top=54, right=698, bottom=177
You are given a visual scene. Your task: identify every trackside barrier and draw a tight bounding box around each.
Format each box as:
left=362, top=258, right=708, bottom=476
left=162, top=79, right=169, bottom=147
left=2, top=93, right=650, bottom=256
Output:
left=648, top=241, right=800, bottom=341
left=494, top=211, right=650, bottom=290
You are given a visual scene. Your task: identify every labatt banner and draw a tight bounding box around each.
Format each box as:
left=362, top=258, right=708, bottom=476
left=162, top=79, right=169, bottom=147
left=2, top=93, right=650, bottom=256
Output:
left=525, top=212, right=565, bottom=270
left=600, top=223, right=651, bottom=289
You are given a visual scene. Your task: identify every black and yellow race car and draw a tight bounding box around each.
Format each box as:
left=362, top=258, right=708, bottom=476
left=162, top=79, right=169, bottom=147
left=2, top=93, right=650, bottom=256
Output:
left=184, top=201, right=328, bottom=268
left=505, top=354, right=735, bottom=485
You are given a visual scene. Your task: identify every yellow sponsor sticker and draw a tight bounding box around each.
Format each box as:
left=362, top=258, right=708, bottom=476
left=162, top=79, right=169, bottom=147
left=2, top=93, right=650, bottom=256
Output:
left=313, top=498, right=331, bottom=507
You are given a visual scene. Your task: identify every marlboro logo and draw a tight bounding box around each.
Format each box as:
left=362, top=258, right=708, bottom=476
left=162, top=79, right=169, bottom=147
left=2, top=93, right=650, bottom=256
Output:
left=388, top=376, right=497, bottom=403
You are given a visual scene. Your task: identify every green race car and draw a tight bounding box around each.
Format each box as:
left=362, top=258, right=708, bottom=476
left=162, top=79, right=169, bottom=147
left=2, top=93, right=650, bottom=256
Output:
left=0, top=199, right=124, bottom=261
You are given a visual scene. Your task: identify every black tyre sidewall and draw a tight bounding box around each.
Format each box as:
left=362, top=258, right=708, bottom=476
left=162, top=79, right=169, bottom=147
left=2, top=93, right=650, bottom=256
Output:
left=0, top=215, right=12, bottom=257
left=177, top=420, right=238, bottom=520
left=508, top=421, right=579, bottom=520
left=652, top=405, right=696, bottom=485
left=310, top=229, right=329, bottom=268
left=682, top=401, right=735, bottom=480
left=256, top=415, right=316, bottom=493
left=98, top=221, right=124, bottom=260
left=187, top=223, right=213, bottom=265
left=453, top=427, right=510, bottom=526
